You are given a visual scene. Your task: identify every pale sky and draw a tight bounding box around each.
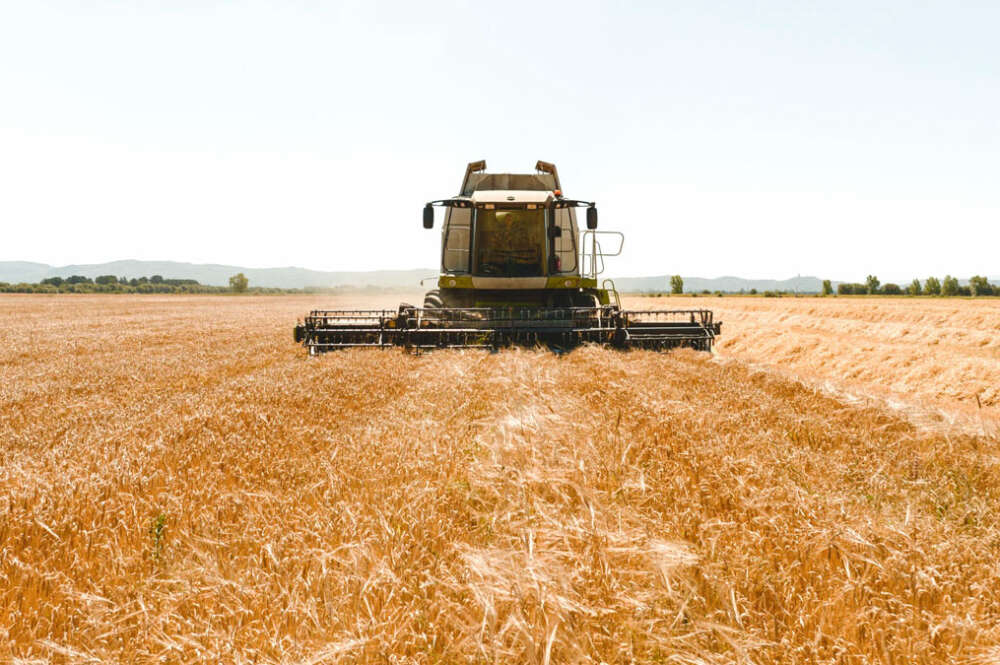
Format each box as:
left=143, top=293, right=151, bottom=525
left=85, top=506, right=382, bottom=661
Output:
left=1, top=1, right=998, bottom=281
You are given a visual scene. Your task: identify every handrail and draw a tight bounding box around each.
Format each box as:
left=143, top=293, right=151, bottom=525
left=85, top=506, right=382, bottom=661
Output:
left=602, top=279, right=621, bottom=308
left=579, top=231, right=625, bottom=279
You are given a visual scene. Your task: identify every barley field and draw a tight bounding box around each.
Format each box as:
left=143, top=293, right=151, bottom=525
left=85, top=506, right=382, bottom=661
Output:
left=2, top=295, right=999, bottom=664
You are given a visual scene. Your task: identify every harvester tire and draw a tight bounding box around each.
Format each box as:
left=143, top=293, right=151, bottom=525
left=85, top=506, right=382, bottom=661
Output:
left=423, top=290, right=444, bottom=309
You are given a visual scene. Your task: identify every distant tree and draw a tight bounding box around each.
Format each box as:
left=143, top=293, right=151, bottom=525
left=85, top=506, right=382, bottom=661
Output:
left=151, top=275, right=164, bottom=284
left=865, top=275, right=880, bottom=295
left=41, top=276, right=64, bottom=287
left=941, top=275, right=959, bottom=296
left=129, top=278, right=140, bottom=287
left=669, top=275, right=683, bottom=295
left=969, top=275, right=993, bottom=297
left=882, top=283, right=902, bottom=295
left=924, top=276, right=941, bottom=295
left=749, top=288, right=757, bottom=295
left=821, top=279, right=833, bottom=296
left=838, top=283, right=866, bottom=295
left=65, top=275, right=92, bottom=285
left=95, top=275, right=117, bottom=285
left=229, top=273, right=249, bottom=293
left=907, top=278, right=922, bottom=296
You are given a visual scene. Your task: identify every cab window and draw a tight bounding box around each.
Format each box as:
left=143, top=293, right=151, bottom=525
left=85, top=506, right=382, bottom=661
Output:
left=473, top=208, right=546, bottom=277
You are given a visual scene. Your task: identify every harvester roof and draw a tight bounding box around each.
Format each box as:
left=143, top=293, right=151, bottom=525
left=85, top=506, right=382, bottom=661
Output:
left=461, top=172, right=557, bottom=196
left=469, top=190, right=551, bottom=204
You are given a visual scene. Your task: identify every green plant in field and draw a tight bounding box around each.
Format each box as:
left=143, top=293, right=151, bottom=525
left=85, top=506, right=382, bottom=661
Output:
left=149, top=513, right=167, bottom=562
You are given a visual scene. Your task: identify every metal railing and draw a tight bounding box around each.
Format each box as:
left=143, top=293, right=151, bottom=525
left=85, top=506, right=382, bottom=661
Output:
left=580, top=231, right=624, bottom=279
left=602, top=278, right=621, bottom=308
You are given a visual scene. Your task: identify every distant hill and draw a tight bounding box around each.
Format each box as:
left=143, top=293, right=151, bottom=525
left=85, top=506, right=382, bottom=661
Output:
left=0, top=261, right=994, bottom=292
left=0, top=261, right=50, bottom=284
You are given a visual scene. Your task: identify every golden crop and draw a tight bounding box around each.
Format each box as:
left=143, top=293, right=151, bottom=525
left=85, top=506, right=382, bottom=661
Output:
left=1, top=295, right=999, bottom=664
left=648, top=295, right=1000, bottom=419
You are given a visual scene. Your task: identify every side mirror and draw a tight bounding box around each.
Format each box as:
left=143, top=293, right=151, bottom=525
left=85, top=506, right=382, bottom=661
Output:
left=586, top=206, right=598, bottom=230
left=423, top=205, right=434, bottom=229
left=547, top=225, right=562, bottom=239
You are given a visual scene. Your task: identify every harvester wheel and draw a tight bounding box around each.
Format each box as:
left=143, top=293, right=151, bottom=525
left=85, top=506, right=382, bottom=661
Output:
left=423, top=289, right=444, bottom=309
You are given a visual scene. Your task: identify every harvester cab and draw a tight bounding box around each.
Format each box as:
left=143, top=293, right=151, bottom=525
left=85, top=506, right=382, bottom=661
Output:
left=422, top=160, right=600, bottom=310
left=295, top=161, right=720, bottom=353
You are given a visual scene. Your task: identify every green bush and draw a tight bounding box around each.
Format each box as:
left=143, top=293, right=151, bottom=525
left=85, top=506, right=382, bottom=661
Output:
left=882, top=283, right=902, bottom=295
left=969, top=275, right=994, bottom=296
left=837, top=283, right=866, bottom=295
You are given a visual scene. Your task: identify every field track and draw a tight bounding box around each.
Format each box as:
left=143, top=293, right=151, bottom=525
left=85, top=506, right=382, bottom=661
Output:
left=2, top=295, right=999, bottom=663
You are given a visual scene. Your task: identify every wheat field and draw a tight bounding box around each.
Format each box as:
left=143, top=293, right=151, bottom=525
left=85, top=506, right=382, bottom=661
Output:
left=2, top=295, right=999, bottom=664
left=647, top=296, right=1000, bottom=422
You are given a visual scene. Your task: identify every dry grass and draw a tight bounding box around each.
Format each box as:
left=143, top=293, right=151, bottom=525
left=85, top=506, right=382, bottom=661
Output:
left=2, top=294, right=1000, bottom=664
left=631, top=295, right=1000, bottom=425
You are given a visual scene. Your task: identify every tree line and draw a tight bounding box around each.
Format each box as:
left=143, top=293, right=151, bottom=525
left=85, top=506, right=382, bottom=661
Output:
left=663, top=275, right=998, bottom=297
left=831, top=275, right=997, bottom=296
left=0, top=273, right=287, bottom=294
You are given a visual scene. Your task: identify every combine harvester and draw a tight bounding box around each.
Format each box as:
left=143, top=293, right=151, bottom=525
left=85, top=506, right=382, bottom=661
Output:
left=294, top=161, right=721, bottom=353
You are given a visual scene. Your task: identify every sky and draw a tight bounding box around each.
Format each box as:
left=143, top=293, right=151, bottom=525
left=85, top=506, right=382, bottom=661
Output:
left=1, top=1, right=998, bottom=282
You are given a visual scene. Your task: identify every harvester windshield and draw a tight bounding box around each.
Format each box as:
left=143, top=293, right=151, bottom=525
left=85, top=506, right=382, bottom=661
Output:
left=474, top=208, right=546, bottom=277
